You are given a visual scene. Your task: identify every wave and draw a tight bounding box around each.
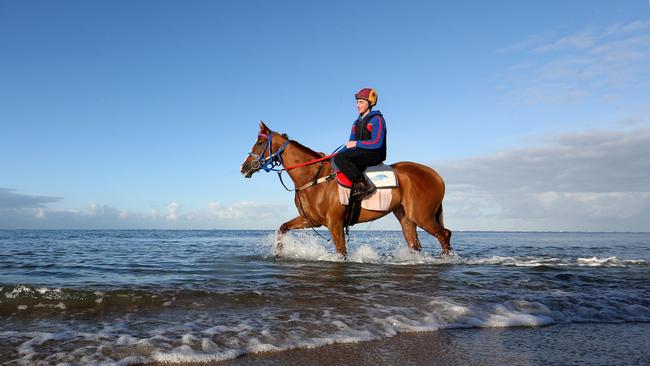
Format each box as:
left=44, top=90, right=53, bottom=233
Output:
left=0, top=285, right=190, bottom=316
left=3, top=294, right=649, bottom=365
left=271, top=233, right=648, bottom=267
left=465, top=255, right=647, bottom=268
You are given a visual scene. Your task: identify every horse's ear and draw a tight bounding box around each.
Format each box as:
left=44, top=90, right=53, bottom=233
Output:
left=259, top=120, right=270, bottom=134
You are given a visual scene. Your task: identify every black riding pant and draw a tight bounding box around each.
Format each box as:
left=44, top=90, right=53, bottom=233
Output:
left=334, top=148, right=384, bottom=183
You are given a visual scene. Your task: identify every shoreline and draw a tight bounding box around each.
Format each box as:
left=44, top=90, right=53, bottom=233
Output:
left=141, top=322, right=650, bottom=366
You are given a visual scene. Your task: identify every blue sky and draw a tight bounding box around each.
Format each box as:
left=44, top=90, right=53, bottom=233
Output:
left=1, top=1, right=649, bottom=230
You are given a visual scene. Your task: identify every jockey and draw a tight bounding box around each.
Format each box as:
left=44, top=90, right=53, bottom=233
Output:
left=333, top=88, right=387, bottom=199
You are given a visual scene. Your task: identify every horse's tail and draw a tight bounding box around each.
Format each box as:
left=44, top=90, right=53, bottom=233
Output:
left=435, top=204, right=444, bottom=229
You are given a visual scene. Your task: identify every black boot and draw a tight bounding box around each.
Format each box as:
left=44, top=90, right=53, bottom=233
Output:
left=351, top=178, right=376, bottom=200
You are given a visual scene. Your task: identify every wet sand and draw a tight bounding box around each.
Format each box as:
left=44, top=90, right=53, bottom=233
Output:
left=146, top=323, right=650, bottom=366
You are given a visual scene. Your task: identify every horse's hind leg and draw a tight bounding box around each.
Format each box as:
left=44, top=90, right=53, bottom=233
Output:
left=420, top=222, right=452, bottom=255
left=417, top=205, right=452, bottom=255
left=393, top=205, right=421, bottom=251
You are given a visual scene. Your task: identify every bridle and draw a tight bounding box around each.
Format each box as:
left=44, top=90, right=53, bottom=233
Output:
left=247, top=131, right=340, bottom=179
left=247, top=131, right=290, bottom=173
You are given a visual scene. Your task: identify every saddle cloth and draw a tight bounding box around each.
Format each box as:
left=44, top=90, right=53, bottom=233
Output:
left=338, top=186, right=393, bottom=211
left=337, top=164, right=398, bottom=211
left=364, top=164, right=399, bottom=188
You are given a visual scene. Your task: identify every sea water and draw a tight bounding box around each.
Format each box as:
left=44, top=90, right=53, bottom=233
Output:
left=1, top=230, right=649, bottom=365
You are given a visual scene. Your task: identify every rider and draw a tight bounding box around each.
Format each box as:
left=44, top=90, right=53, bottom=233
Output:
left=334, top=88, right=387, bottom=199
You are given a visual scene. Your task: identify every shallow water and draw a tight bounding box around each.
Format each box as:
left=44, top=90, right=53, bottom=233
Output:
left=1, top=230, right=649, bottom=365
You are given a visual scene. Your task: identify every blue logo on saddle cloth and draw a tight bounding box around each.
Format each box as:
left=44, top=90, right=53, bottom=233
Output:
left=364, top=164, right=398, bottom=188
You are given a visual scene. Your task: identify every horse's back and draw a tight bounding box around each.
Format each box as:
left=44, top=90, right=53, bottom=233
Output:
left=390, top=161, right=445, bottom=203
left=391, top=161, right=445, bottom=186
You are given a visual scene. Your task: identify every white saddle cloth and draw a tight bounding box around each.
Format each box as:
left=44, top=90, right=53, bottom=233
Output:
left=337, top=164, right=397, bottom=211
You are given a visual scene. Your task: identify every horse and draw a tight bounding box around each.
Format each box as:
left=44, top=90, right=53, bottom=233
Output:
left=240, top=121, right=452, bottom=257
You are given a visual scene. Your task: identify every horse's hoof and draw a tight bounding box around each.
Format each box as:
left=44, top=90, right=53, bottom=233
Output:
left=440, top=250, right=455, bottom=257
left=274, top=244, right=284, bottom=257
left=274, top=243, right=284, bottom=258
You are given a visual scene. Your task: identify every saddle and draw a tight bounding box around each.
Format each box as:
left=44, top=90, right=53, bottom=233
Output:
left=335, top=163, right=398, bottom=189
left=336, top=164, right=399, bottom=227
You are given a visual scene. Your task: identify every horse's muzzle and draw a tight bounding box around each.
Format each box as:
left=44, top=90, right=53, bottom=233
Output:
left=241, top=160, right=260, bottom=178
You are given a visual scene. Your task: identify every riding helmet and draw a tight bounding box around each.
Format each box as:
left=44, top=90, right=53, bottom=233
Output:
left=355, top=88, right=378, bottom=107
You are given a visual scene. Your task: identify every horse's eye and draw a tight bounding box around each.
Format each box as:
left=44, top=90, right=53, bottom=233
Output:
left=256, top=140, right=263, bottom=146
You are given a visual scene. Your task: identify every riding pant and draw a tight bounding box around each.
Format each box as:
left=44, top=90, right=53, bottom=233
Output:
left=333, top=148, right=384, bottom=183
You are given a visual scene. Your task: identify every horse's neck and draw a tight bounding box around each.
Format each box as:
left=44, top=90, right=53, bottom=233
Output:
left=283, top=142, right=331, bottom=187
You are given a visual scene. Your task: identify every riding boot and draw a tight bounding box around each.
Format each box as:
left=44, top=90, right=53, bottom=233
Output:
left=351, top=178, right=376, bottom=200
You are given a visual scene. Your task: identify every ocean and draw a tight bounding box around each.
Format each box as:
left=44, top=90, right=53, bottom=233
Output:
left=1, top=230, right=649, bottom=365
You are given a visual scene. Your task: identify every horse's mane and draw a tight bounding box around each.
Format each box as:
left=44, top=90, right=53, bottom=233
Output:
left=286, top=136, right=325, bottom=158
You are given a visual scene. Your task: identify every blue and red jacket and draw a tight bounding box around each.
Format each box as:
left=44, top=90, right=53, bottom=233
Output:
left=348, top=110, right=387, bottom=160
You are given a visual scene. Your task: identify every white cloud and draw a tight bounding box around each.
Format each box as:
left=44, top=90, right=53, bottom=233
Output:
left=435, top=126, right=650, bottom=231
left=533, top=31, right=596, bottom=53
left=532, top=191, right=649, bottom=220
left=35, top=208, right=46, bottom=219
left=499, top=20, right=650, bottom=104
left=1, top=197, right=296, bottom=229
left=166, top=202, right=179, bottom=220
left=85, top=202, right=123, bottom=219
left=209, top=201, right=287, bottom=220
left=602, top=20, right=650, bottom=37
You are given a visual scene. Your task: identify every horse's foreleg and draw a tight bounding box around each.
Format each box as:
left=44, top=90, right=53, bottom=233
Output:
left=276, top=215, right=315, bottom=257
left=393, top=205, right=421, bottom=251
left=279, top=215, right=313, bottom=234
left=326, top=220, right=347, bottom=259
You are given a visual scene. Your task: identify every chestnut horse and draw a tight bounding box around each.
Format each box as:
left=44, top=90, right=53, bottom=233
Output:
left=240, top=121, right=451, bottom=257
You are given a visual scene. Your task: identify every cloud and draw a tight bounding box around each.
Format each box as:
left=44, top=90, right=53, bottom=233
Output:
left=35, top=208, right=46, bottom=219
left=209, top=201, right=288, bottom=220
left=533, top=31, right=596, bottom=53
left=166, top=201, right=179, bottom=220
left=150, top=208, right=160, bottom=220
left=435, top=127, right=650, bottom=231
left=0, top=196, right=291, bottom=229
left=499, top=20, right=650, bottom=104
left=85, top=202, right=124, bottom=219
left=602, top=20, right=650, bottom=37
left=0, top=188, right=62, bottom=208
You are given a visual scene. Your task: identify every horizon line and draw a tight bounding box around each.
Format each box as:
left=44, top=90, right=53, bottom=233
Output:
left=1, top=228, right=649, bottom=234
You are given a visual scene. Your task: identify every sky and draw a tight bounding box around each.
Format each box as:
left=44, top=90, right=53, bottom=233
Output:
left=1, top=0, right=649, bottom=231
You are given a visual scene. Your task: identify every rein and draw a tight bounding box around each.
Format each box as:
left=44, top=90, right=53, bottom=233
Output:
left=249, top=131, right=340, bottom=191
left=283, top=153, right=338, bottom=171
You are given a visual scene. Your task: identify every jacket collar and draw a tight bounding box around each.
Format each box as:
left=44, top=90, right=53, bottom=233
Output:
left=357, top=110, right=382, bottom=121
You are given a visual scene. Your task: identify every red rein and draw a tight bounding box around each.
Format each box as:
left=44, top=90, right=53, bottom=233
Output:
left=258, top=132, right=336, bottom=171
left=283, top=153, right=337, bottom=171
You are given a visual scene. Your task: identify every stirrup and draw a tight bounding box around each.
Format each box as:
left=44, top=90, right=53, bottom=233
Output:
left=351, top=183, right=375, bottom=199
